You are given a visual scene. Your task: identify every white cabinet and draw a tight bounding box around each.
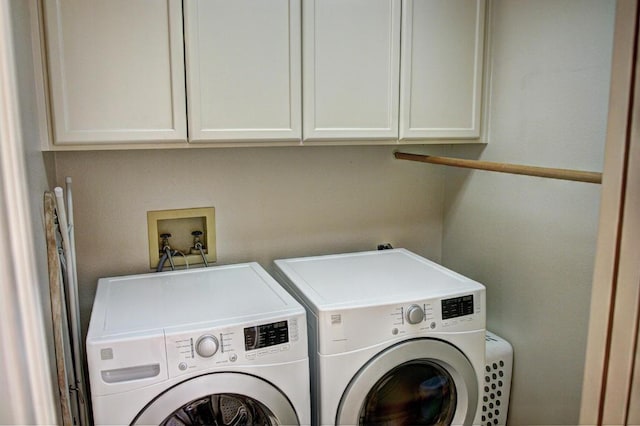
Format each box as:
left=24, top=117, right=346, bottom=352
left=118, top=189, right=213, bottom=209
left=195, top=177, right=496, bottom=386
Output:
left=184, top=0, right=302, bottom=142
left=303, top=0, right=486, bottom=143
left=302, top=0, right=401, bottom=141
left=43, top=0, right=187, bottom=145
left=41, top=0, right=486, bottom=147
left=400, top=0, right=486, bottom=140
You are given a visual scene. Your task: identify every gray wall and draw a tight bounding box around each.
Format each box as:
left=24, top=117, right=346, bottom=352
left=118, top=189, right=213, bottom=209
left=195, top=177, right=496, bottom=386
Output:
left=441, top=1, right=615, bottom=424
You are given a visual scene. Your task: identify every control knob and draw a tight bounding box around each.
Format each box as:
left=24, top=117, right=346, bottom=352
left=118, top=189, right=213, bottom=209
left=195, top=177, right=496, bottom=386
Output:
left=195, top=335, right=219, bottom=358
left=406, top=304, right=425, bottom=325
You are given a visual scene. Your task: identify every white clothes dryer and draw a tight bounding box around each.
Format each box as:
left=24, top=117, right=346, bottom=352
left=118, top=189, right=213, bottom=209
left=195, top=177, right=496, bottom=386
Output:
left=86, top=263, right=310, bottom=425
left=274, top=249, right=486, bottom=426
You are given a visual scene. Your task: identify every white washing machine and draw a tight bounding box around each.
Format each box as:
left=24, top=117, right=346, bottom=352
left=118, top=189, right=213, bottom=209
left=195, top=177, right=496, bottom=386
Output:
left=274, top=249, right=486, bottom=426
left=86, top=262, right=311, bottom=425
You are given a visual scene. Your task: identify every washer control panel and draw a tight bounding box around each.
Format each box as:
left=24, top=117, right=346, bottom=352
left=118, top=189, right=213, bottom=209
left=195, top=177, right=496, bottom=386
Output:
left=405, top=304, right=425, bottom=324
left=165, top=314, right=305, bottom=378
left=390, top=301, right=438, bottom=328
left=244, top=320, right=290, bottom=351
left=195, top=334, right=219, bottom=358
left=389, top=293, right=481, bottom=330
left=441, top=294, right=475, bottom=320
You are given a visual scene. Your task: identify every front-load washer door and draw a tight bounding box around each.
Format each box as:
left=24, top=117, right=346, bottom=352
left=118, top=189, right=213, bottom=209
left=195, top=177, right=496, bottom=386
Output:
left=337, top=339, right=479, bottom=426
left=132, top=372, right=299, bottom=426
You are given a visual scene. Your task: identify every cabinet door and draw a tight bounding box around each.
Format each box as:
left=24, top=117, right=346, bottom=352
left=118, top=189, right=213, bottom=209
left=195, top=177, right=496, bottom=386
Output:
left=185, top=0, right=301, bottom=142
left=303, top=0, right=401, bottom=141
left=44, top=0, right=187, bottom=145
left=400, top=0, right=486, bottom=140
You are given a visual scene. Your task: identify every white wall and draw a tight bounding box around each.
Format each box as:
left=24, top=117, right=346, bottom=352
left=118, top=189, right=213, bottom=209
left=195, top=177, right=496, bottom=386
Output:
left=441, top=1, right=615, bottom=424
left=53, top=145, right=446, bottom=336
left=1, top=0, right=58, bottom=423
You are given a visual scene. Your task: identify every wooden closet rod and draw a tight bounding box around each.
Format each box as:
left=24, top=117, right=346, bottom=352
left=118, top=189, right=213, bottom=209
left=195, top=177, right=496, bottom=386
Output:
left=394, top=152, right=602, bottom=184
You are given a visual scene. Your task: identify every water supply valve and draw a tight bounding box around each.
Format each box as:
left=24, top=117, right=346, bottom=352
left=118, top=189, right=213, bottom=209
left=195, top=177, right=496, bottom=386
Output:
left=191, top=230, right=209, bottom=267
left=160, top=233, right=172, bottom=252
left=190, top=231, right=207, bottom=253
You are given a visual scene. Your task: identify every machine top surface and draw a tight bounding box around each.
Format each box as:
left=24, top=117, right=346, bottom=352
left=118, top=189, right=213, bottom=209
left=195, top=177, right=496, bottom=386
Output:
left=275, top=249, right=485, bottom=311
left=88, top=262, right=303, bottom=338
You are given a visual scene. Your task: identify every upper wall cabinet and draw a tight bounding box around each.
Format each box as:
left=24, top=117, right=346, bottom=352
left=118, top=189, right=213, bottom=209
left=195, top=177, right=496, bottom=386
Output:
left=303, top=0, right=401, bottom=141
left=184, top=0, right=302, bottom=142
left=43, top=0, right=187, bottom=145
left=400, top=0, right=486, bottom=140
left=40, top=0, right=486, bottom=148
left=302, top=0, right=486, bottom=143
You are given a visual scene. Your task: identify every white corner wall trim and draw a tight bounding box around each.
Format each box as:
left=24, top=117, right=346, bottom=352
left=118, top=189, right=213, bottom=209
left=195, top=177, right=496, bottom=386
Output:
left=0, top=1, right=57, bottom=424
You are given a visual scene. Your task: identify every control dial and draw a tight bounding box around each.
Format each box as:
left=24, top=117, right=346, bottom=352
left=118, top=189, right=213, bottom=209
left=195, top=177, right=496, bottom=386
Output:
left=406, top=304, right=425, bottom=324
left=195, top=335, right=219, bottom=358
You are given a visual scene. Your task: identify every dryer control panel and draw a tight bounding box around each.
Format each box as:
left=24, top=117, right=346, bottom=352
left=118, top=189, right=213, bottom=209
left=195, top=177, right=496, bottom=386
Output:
left=388, top=293, right=482, bottom=330
left=164, top=313, right=306, bottom=378
left=317, top=290, right=485, bottom=355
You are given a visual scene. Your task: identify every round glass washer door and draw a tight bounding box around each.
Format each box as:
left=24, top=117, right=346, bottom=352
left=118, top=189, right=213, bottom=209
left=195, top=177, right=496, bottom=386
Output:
left=132, top=372, right=299, bottom=426
left=337, top=339, right=478, bottom=426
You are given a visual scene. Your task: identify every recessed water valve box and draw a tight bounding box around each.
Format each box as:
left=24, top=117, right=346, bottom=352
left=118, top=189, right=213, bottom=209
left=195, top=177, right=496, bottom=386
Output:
left=147, top=207, right=216, bottom=269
